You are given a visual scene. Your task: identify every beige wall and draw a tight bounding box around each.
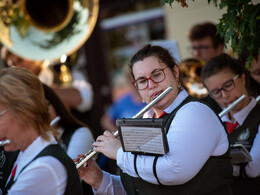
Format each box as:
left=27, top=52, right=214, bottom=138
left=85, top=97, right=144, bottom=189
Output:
left=163, top=0, right=227, bottom=61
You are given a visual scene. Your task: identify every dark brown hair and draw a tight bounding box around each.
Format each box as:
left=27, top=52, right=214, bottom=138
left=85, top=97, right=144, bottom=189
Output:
left=201, top=53, right=260, bottom=97
left=188, top=22, right=224, bottom=49
left=129, top=44, right=178, bottom=79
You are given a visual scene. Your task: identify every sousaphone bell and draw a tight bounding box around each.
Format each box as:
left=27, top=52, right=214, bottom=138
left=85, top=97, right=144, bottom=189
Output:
left=0, top=0, right=99, bottom=61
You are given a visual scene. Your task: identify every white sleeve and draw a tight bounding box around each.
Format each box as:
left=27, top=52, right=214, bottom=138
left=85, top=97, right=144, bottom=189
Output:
left=38, top=68, right=54, bottom=86
left=245, top=125, right=260, bottom=178
left=66, top=127, right=95, bottom=160
left=71, top=69, right=93, bottom=112
left=8, top=157, right=67, bottom=195
left=94, top=171, right=127, bottom=195
left=117, top=102, right=229, bottom=185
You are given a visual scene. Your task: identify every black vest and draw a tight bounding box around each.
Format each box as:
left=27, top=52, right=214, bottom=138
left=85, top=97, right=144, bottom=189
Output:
left=60, top=126, right=78, bottom=152
left=120, top=96, right=233, bottom=195
left=3, top=144, right=83, bottom=195
left=228, top=103, right=260, bottom=195
left=60, top=127, right=94, bottom=195
left=0, top=148, right=19, bottom=192
left=228, top=103, right=260, bottom=149
left=201, top=95, right=222, bottom=114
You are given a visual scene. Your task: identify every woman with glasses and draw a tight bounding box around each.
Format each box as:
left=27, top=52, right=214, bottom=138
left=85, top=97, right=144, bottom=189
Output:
left=76, top=44, right=232, bottom=195
left=201, top=53, right=260, bottom=195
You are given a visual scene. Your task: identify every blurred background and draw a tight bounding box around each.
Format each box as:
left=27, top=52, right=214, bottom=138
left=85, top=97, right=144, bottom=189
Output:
left=0, top=0, right=255, bottom=137
left=75, top=0, right=227, bottom=135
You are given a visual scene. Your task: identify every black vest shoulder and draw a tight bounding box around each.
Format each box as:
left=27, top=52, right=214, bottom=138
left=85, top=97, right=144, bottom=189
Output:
left=5, top=144, right=83, bottom=195
left=61, top=126, right=78, bottom=151
left=121, top=96, right=233, bottom=195
left=228, top=102, right=260, bottom=150
left=228, top=103, right=260, bottom=195
left=200, top=95, right=222, bottom=114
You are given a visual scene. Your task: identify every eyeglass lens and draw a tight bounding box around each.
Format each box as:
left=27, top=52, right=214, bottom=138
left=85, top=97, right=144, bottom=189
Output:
left=135, top=69, right=165, bottom=90
left=190, top=45, right=212, bottom=53
left=210, top=80, right=235, bottom=98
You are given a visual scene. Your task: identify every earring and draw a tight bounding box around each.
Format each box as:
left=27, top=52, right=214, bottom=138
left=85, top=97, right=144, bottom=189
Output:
left=177, top=79, right=182, bottom=88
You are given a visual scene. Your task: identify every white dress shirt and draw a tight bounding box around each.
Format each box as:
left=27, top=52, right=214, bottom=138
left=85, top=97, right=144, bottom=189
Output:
left=6, top=135, right=67, bottom=195
left=221, top=97, right=260, bottom=178
left=94, top=90, right=229, bottom=195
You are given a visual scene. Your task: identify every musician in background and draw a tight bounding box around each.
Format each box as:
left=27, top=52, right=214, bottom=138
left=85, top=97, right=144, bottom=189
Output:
left=76, top=44, right=232, bottom=194
left=0, top=46, right=93, bottom=114
left=100, top=68, right=146, bottom=133
left=179, top=58, right=208, bottom=98
left=201, top=53, right=260, bottom=194
left=99, top=68, right=146, bottom=175
left=0, top=67, right=83, bottom=194
left=43, top=83, right=95, bottom=194
left=43, top=84, right=95, bottom=159
left=188, top=22, right=224, bottom=63
left=187, top=22, right=225, bottom=114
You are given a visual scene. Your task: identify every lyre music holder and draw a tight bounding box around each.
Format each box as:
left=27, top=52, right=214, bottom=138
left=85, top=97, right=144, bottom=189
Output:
left=116, top=118, right=169, bottom=156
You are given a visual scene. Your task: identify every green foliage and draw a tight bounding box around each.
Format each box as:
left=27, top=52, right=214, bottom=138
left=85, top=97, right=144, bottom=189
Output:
left=162, top=0, right=260, bottom=67
left=161, top=0, right=176, bottom=7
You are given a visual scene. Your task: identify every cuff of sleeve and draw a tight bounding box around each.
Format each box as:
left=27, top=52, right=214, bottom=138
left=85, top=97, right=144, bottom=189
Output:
left=94, top=171, right=112, bottom=193
left=116, top=147, right=124, bottom=167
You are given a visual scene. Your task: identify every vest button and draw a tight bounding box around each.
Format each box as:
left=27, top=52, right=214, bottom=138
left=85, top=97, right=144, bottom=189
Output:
left=135, top=188, right=139, bottom=194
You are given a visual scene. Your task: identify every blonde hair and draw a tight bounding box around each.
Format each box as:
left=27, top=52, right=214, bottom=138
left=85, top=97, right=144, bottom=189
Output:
left=0, top=67, right=59, bottom=141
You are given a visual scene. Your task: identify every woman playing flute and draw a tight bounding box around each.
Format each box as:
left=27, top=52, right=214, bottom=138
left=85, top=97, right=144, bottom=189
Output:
left=76, top=44, right=233, bottom=195
left=201, top=53, right=260, bottom=195
left=0, top=67, right=83, bottom=195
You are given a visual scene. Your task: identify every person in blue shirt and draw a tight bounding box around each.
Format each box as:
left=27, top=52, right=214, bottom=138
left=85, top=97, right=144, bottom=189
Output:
left=101, top=70, right=146, bottom=133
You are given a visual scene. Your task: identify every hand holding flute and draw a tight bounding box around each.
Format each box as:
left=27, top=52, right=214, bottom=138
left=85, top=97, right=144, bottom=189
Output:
left=73, top=85, right=173, bottom=193
left=92, top=131, right=121, bottom=160
left=75, top=157, right=103, bottom=191
left=75, top=86, right=173, bottom=169
left=75, top=93, right=250, bottom=167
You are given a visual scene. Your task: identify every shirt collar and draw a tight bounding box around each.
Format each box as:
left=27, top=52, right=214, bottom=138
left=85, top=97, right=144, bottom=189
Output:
left=14, top=134, right=57, bottom=180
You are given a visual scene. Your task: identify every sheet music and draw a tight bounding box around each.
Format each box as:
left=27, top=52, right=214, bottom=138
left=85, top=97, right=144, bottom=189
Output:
left=120, top=126, right=166, bottom=155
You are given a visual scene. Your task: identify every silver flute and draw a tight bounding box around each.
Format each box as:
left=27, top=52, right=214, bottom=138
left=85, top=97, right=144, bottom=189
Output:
left=218, top=94, right=246, bottom=118
left=218, top=94, right=260, bottom=118
left=50, top=116, right=61, bottom=126
left=75, top=86, right=173, bottom=169
left=256, top=95, right=260, bottom=102
left=0, top=139, right=11, bottom=146
left=0, top=116, right=61, bottom=147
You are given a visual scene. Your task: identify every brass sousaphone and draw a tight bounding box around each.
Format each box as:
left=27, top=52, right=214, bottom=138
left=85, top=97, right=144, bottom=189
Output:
left=0, top=0, right=99, bottom=61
